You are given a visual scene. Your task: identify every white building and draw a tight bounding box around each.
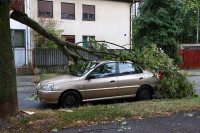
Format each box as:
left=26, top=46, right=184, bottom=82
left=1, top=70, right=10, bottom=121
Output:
left=10, top=0, right=31, bottom=68
left=30, top=0, right=134, bottom=49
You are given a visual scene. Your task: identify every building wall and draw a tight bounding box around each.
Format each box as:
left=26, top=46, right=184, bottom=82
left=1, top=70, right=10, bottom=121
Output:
left=30, top=0, right=132, bottom=49
left=10, top=0, right=31, bottom=67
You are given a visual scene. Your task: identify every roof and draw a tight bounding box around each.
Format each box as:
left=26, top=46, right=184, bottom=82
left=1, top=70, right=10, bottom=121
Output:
left=109, top=0, right=142, bottom=3
left=108, top=0, right=133, bottom=3
left=10, top=0, right=25, bottom=12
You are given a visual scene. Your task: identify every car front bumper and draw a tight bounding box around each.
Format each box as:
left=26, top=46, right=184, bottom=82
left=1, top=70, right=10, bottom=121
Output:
left=37, top=89, right=62, bottom=104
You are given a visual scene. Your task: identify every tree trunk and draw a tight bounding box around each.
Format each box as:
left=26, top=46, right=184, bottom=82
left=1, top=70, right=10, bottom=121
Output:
left=0, top=0, right=18, bottom=121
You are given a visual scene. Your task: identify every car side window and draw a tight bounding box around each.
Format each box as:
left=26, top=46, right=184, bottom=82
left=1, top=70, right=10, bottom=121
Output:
left=118, top=63, right=142, bottom=76
left=89, top=63, right=116, bottom=78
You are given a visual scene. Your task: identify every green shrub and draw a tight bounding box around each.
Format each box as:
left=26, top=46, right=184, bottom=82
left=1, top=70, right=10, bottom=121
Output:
left=136, top=45, right=194, bottom=98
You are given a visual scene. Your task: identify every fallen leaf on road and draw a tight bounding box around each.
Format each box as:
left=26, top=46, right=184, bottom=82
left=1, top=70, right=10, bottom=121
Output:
left=185, top=113, right=193, bottom=117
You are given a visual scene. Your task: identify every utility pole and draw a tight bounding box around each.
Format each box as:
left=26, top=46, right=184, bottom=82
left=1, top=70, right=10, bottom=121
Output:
left=197, top=6, right=199, bottom=43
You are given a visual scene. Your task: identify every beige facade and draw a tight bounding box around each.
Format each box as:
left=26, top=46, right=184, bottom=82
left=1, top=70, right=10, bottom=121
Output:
left=30, top=0, right=133, bottom=49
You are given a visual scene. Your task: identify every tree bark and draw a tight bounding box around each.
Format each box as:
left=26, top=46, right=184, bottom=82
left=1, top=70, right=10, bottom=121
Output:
left=0, top=0, right=18, bottom=121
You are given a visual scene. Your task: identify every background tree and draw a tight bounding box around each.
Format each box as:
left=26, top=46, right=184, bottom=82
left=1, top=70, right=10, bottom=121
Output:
left=133, top=0, right=183, bottom=65
left=0, top=0, right=18, bottom=121
left=33, top=18, right=64, bottom=48
left=179, top=0, right=200, bottom=43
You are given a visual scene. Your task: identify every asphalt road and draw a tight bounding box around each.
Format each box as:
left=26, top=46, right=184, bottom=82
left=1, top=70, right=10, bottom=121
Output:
left=187, top=76, right=200, bottom=95
left=57, top=111, right=200, bottom=133
left=17, top=75, right=200, bottom=110
left=17, top=75, right=60, bottom=110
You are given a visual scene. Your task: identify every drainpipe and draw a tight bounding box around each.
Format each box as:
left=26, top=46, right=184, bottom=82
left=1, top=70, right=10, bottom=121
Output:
left=25, top=0, right=27, bottom=66
left=26, top=0, right=31, bottom=66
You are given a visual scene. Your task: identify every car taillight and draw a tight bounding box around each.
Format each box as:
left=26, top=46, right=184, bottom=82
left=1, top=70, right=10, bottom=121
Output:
left=158, top=74, right=162, bottom=79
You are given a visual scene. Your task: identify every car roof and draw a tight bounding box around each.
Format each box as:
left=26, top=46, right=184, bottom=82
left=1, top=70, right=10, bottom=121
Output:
left=92, top=60, right=132, bottom=64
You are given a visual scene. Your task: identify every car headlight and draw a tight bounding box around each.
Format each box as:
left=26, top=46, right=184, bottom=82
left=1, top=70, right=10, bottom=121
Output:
left=42, top=84, right=54, bottom=91
left=37, top=82, right=41, bottom=89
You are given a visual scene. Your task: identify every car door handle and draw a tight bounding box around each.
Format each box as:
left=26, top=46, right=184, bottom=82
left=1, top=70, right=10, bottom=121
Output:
left=110, top=80, right=116, bottom=83
left=139, top=77, right=144, bottom=80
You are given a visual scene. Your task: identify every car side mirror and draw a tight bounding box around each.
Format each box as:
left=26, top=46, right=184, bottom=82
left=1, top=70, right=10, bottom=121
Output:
left=87, top=74, right=96, bottom=80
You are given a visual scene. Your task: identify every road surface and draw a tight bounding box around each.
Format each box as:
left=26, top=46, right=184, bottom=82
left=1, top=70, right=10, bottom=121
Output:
left=17, top=75, right=200, bottom=110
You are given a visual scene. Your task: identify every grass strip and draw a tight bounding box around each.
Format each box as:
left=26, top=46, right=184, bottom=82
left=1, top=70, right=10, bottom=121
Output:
left=1, top=97, right=200, bottom=133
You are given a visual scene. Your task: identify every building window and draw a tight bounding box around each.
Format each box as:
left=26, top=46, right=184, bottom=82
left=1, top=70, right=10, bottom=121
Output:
left=83, top=36, right=95, bottom=48
left=82, top=5, right=95, bottom=21
left=61, top=3, right=75, bottom=20
left=11, top=30, right=25, bottom=48
left=62, top=35, right=75, bottom=43
left=38, top=0, right=53, bottom=18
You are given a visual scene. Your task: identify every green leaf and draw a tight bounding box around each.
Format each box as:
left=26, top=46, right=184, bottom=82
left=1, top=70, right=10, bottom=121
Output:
left=52, top=128, right=58, bottom=132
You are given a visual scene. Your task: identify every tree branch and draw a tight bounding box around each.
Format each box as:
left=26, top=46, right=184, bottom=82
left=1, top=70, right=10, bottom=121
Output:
left=10, top=9, right=136, bottom=62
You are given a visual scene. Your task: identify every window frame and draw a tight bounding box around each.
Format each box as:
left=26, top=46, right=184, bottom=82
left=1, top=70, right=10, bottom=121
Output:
left=82, top=4, right=95, bottom=21
left=61, top=2, right=75, bottom=20
left=38, top=0, right=53, bottom=18
left=11, top=29, right=26, bottom=48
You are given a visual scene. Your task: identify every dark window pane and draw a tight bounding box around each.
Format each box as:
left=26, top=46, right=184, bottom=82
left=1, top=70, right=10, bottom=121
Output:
left=89, top=14, right=95, bottom=20
left=90, top=63, right=116, bottom=78
left=61, top=13, right=75, bottom=19
left=83, top=13, right=88, bottom=20
left=38, top=0, right=53, bottom=18
left=14, top=30, right=24, bottom=47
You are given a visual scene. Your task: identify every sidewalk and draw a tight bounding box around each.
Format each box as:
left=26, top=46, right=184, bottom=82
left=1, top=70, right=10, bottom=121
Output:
left=183, top=69, right=200, bottom=76
left=57, top=111, right=200, bottom=133
left=16, top=75, right=39, bottom=87
left=184, top=69, right=200, bottom=74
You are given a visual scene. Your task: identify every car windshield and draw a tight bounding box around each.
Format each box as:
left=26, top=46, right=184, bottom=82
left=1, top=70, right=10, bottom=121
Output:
left=71, top=62, right=99, bottom=77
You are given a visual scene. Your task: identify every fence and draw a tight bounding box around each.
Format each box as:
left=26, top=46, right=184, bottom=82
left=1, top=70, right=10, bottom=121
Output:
left=178, top=49, right=200, bottom=69
left=178, top=44, right=200, bottom=69
left=34, top=47, right=200, bottom=69
left=33, top=48, right=99, bottom=67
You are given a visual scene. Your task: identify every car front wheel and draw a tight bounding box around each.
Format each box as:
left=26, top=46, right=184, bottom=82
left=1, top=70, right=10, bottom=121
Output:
left=59, top=91, right=81, bottom=108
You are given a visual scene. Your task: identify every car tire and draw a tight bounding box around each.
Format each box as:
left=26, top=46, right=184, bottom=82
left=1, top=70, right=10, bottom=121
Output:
left=59, top=91, right=81, bottom=108
left=136, top=86, right=152, bottom=101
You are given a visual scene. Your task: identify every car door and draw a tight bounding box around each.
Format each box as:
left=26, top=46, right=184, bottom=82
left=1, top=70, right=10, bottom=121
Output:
left=84, top=62, right=118, bottom=100
left=118, top=62, right=144, bottom=96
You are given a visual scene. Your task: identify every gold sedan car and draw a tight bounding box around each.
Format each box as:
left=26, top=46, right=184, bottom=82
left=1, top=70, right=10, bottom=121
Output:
left=37, top=61, right=159, bottom=108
